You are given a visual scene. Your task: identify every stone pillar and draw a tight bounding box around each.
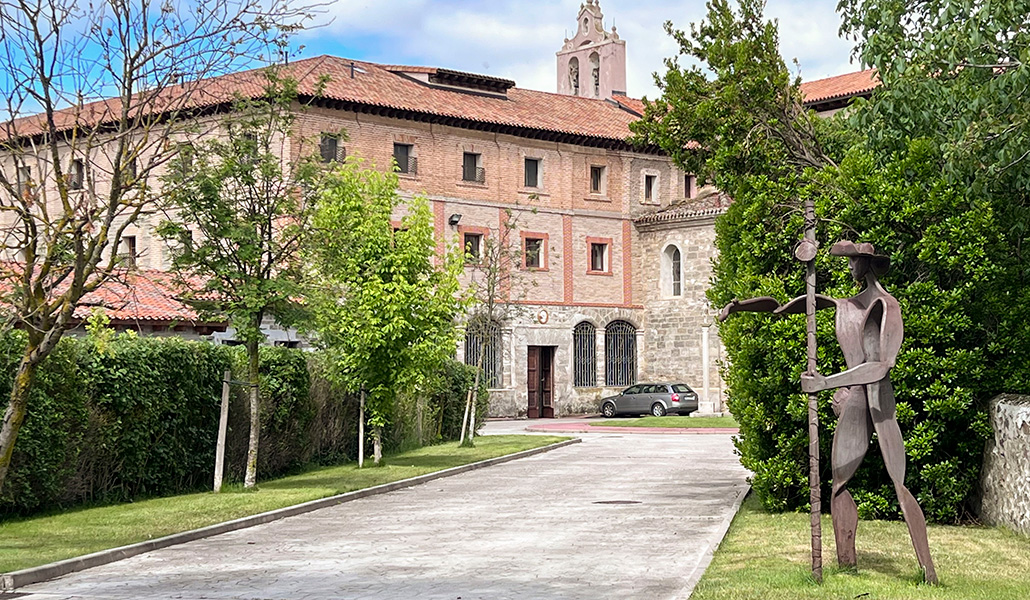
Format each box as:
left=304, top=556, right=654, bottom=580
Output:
left=595, top=329, right=606, bottom=387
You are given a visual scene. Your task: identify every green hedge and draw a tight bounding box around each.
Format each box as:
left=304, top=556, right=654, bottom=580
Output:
left=1, top=333, right=481, bottom=518
left=0, top=332, right=231, bottom=516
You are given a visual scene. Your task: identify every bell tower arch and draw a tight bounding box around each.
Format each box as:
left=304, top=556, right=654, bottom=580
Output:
left=556, top=0, right=627, bottom=100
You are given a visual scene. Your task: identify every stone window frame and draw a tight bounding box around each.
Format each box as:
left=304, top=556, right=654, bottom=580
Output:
left=520, top=231, right=549, bottom=271
left=684, top=172, right=697, bottom=199
left=586, top=236, right=613, bottom=276
left=457, top=143, right=488, bottom=188
left=661, top=243, right=683, bottom=297
left=589, top=163, right=608, bottom=197
left=640, top=168, right=661, bottom=205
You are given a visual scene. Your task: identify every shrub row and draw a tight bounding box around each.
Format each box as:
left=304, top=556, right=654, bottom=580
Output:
left=1, top=332, right=485, bottom=518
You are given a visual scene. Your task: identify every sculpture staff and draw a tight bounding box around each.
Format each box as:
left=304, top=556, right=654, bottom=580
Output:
left=719, top=240, right=938, bottom=584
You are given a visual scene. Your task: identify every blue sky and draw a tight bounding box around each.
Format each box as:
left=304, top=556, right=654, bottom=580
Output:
left=296, top=0, right=860, bottom=99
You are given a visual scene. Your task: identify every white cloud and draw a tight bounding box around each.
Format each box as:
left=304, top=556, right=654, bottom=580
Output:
left=302, top=0, right=859, bottom=97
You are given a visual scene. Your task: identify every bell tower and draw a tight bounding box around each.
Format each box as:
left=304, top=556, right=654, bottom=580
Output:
left=556, top=0, right=627, bottom=100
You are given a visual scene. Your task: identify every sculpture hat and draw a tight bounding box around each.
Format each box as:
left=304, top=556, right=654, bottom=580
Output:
left=830, top=240, right=890, bottom=273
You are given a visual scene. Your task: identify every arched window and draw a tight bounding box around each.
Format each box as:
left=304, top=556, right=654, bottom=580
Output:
left=664, top=245, right=682, bottom=296
left=573, top=321, right=597, bottom=387
left=568, top=57, right=580, bottom=95
left=589, top=52, right=600, bottom=97
left=605, top=320, right=637, bottom=386
left=465, top=318, right=502, bottom=388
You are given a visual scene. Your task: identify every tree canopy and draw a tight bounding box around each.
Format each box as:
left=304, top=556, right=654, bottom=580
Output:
left=632, top=0, right=1030, bottom=522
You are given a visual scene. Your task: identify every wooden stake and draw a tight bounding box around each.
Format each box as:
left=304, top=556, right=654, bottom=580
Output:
left=358, top=389, right=365, bottom=469
left=213, top=369, right=230, bottom=493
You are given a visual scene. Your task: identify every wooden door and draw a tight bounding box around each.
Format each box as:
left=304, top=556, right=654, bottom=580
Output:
left=541, top=347, right=554, bottom=418
left=527, top=346, right=540, bottom=418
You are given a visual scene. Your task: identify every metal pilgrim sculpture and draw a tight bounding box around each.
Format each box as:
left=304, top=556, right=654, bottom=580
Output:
left=718, top=199, right=938, bottom=584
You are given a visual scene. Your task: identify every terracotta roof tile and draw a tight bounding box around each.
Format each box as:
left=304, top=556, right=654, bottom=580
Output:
left=74, top=269, right=222, bottom=323
left=8, top=55, right=644, bottom=144
left=800, top=69, right=880, bottom=105
left=636, top=186, right=731, bottom=225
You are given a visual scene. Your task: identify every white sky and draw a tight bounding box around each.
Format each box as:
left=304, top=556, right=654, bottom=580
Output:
left=299, top=0, right=859, bottom=99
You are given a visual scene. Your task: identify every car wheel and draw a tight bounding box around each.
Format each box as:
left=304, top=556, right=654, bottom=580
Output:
left=651, top=402, right=667, bottom=417
left=602, top=402, right=616, bottom=418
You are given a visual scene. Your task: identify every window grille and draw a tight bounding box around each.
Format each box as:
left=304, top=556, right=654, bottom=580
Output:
left=605, top=320, right=636, bottom=386
left=463, top=153, right=485, bottom=182
left=69, top=159, right=84, bottom=190
left=320, top=135, right=345, bottom=163
left=465, top=319, right=502, bottom=388
left=393, top=143, right=417, bottom=174
left=573, top=321, right=597, bottom=387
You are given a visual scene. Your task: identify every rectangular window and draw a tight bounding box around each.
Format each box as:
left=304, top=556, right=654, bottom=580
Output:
left=644, top=174, right=656, bottom=201
left=590, top=242, right=608, bottom=273
left=17, top=165, right=31, bottom=196
left=69, top=159, right=84, bottom=190
left=590, top=165, right=606, bottom=194
left=524, top=237, right=544, bottom=269
left=121, top=236, right=137, bottom=268
left=463, top=232, right=482, bottom=262
left=126, top=157, right=137, bottom=181
left=463, top=152, right=484, bottom=182
left=393, top=143, right=416, bottom=174
left=685, top=174, right=696, bottom=198
left=320, top=135, right=344, bottom=163
left=524, top=158, right=540, bottom=188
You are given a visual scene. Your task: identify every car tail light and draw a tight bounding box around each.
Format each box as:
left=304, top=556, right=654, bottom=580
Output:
left=671, top=393, right=679, bottom=402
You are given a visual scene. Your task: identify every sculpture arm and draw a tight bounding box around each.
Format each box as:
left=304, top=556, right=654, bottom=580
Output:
left=717, top=297, right=781, bottom=322
left=719, top=294, right=836, bottom=322
left=801, top=362, right=892, bottom=393
left=771, top=294, right=837, bottom=316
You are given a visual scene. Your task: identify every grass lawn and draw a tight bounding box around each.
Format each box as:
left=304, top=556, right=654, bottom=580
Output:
left=0, top=435, right=567, bottom=573
left=693, top=494, right=1030, bottom=600
left=592, top=415, right=738, bottom=428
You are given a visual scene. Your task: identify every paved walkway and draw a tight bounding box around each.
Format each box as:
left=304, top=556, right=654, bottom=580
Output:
left=19, top=426, right=749, bottom=600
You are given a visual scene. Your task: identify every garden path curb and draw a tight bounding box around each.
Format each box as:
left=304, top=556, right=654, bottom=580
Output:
left=1, top=438, right=581, bottom=591
left=676, top=484, right=751, bottom=598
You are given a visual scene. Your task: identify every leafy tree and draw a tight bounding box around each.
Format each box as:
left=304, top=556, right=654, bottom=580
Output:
left=305, top=161, right=464, bottom=466
left=632, top=0, right=1023, bottom=523
left=157, top=73, right=319, bottom=488
left=0, top=0, right=313, bottom=494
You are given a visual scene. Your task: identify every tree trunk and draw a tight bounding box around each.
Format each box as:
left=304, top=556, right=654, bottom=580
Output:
left=358, top=389, right=365, bottom=468
left=373, top=426, right=382, bottom=466
left=0, top=357, right=39, bottom=494
left=416, top=394, right=424, bottom=446
left=244, top=336, right=261, bottom=489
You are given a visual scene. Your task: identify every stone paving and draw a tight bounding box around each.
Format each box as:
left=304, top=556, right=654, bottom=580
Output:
left=18, top=423, right=749, bottom=600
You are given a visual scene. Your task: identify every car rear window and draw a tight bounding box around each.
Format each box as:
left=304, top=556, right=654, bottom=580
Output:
left=672, top=384, right=693, bottom=394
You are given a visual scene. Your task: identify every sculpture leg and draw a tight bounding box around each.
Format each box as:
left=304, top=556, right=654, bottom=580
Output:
left=830, top=386, right=871, bottom=569
left=868, top=379, right=938, bottom=584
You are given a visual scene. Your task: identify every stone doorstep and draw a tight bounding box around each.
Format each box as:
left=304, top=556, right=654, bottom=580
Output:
left=0, top=438, right=581, bottom=592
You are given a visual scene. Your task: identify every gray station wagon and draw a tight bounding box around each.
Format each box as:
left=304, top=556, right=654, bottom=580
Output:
left=600, top=382, right=699, bottom=417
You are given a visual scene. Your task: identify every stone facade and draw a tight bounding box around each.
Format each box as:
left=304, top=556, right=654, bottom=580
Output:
left=556, top=0, right=627, bottom=100
left=636, top=211, right=727, bottom=411
left=978, top=394, right=1030, bottom=535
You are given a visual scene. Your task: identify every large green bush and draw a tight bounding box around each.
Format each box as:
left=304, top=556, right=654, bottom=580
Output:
left=629, top=0, right=1030, bottom=523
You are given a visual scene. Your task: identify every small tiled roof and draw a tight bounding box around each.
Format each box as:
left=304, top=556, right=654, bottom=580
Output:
left=635, top=186, right=731, bottom=225
left=611, top=93, right=645, bottom=116
left=800, top=69, right=880, bottom=105
left=7, top=55, right=648, bottom=147
left=74, top=269, right=220, bottom=323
